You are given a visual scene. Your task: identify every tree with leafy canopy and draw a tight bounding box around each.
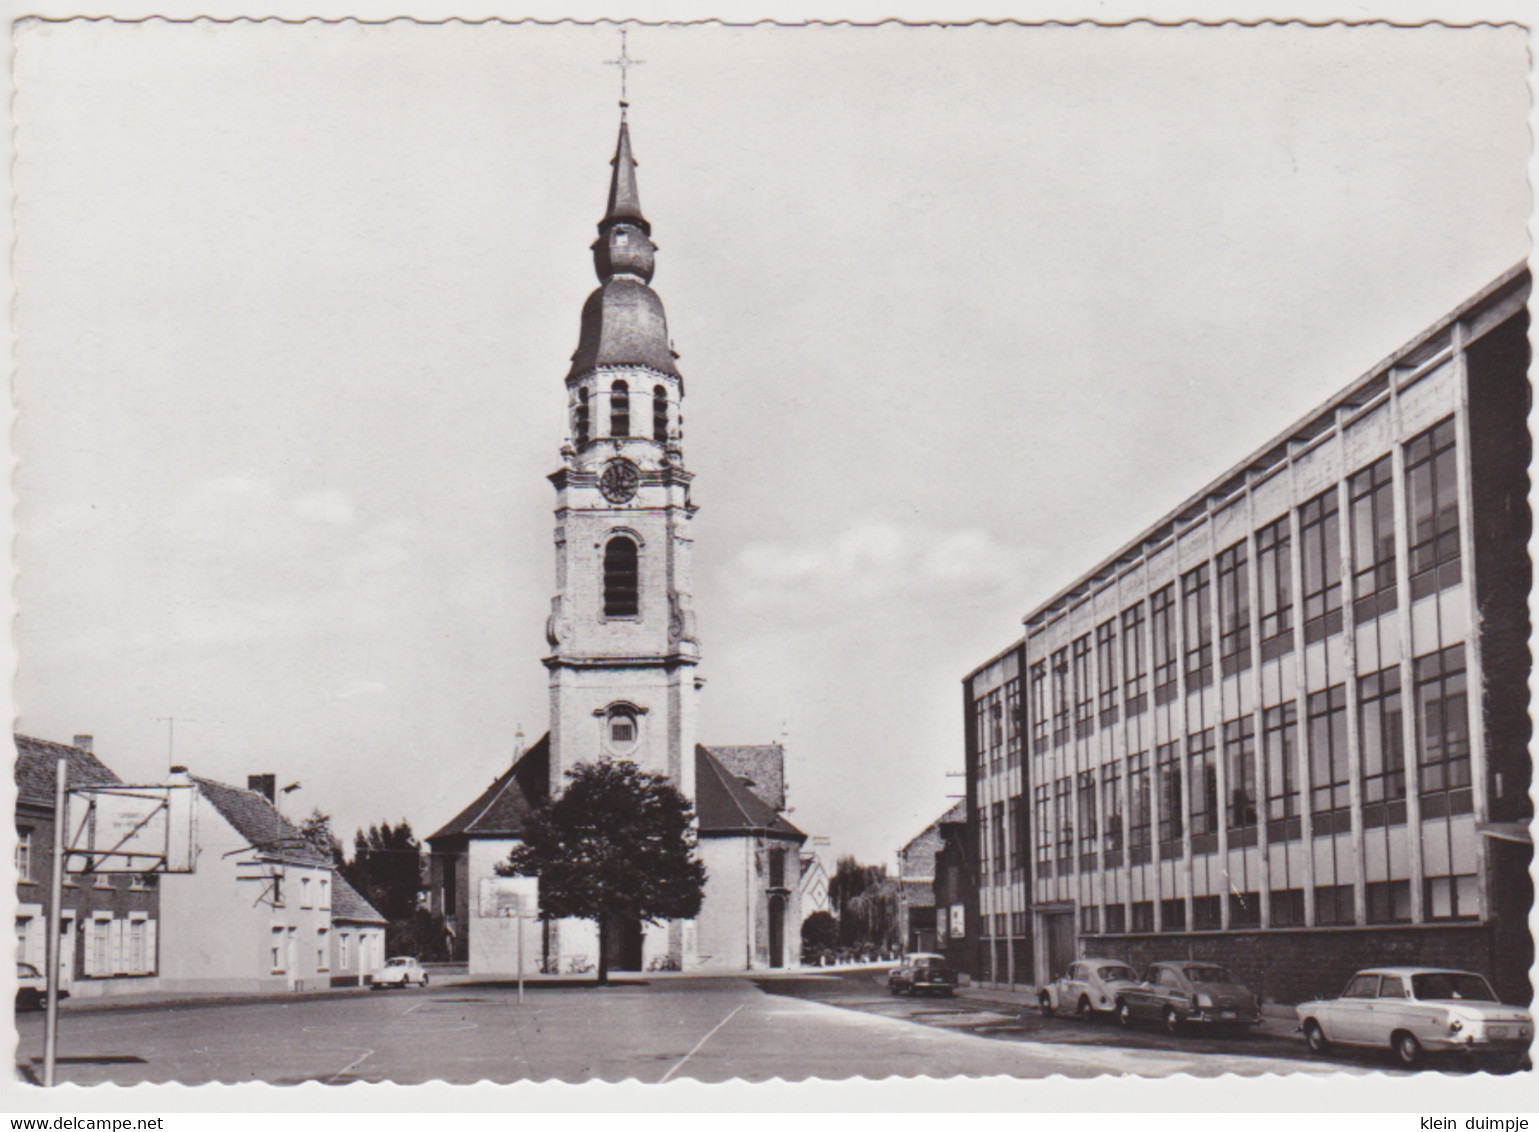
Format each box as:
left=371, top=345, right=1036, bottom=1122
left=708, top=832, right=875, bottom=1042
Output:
left=343, top=820, right=423, bottom=927
left=297, top=808, right=345, bottom=867
left=801, top=910, right=838, bottom=962
left=497, top=760, right=707, bottom=986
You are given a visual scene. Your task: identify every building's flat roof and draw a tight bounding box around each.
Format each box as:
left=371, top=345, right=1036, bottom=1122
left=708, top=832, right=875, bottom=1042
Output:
left=1021, top=262, right=1530, bottom=634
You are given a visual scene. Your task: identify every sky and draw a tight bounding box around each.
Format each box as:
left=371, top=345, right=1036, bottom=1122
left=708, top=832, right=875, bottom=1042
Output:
left=11, top=18, right=1531, bottom=868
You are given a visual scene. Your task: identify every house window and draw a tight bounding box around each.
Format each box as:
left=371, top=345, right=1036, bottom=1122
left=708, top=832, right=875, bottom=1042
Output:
left=1359, top=667, right=1406, bottom=815
left=1130, top=901, right=1154, bottom=933
left=1051, top=648, right=1070, bottom=745
left=1192, top=895, right=1221, bottom=931
left=1033, top=785, right=1052, bottom=871
left=1256, top=515, right=1293, bottom=658
left=15, top=828, right=30, bottom=883
left=128, top=917, right=147, bottom=973
left=1004, top=678, right=1023, bottom=769
left=271, top=873, right=285, bottom=907
left=1349, top=455, right=1398, bottom=621
left=607, top=709, right=639, bottom=755
left=1080, top=905, right=1100, bottom=935
left=1054, top=777, right=1073, bottom=872
left=320, top=877, right=331, bottom=911
left=1028, top=661, right=1048, bottom=752
left=272, top=927, right=286, bottom=973
left=1187, top=729, right=1218, bottom=842
left=1314, top=884, right=1354, bottom=927
left=1299, top=489, right=1343, bottom=644
left=1228, top=892, right=1260, bottom=928
left=1262, top=702, right=1299, bottom=823
left=1096, top=619, right=1118, bottom=724
left=1156, top=742, right=1182, bottom=846
left=1009, top=794, right=1027, bottom=878
left=1151, top=584, right=1178, bottom=702
left=1101, top=762, right=1123, bottom=854
left=1216, top=541, right=1251, bottom=676
left=652, top=385, right=668, bottom=442
left=1160, top=899, right=1186, bottom=932
left=991, top=802, right=1006, bottom=877
left=1071, top=635, right=1093, bottom=738
left=1223, top=716, right=1257, bottom=831
left=1127, top=753, right=1151, bottom=853
left=1076, top=772, right=1097, bottom=860
left=301, top=877, right=312, bottom=909
left=1270, top=888, right=1305, bottom=928
left=91, top=916, right=112, bottom=975
left=318, top=928, right=330, bottom=971
left=340, top=932, right=352, bottom=969
left=1365, top=880, right=1411, bottom=924
left=1415, top=644, right=1471, bottom=814
left=1103, top=904, right=1127, bottom=934
left=1308, top=684, right=1350, bottom=817
left=1404, top=417, right=1462, bottom=600
left=1181, top=564, right=1213, bottom=689
left=603, top=536, right=640, bottom=618
left=1424, top=873, right=1479, bottom=920
left=574, top=387, right=590, bottom=448
left=610, top=379, right=630, bottom=437
left=1121, top=602, right=1147, bottom=714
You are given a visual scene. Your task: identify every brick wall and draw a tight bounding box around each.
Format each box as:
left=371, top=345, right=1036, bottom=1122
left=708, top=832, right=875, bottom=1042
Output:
left=1080, top=924, right=1497, bottom=1005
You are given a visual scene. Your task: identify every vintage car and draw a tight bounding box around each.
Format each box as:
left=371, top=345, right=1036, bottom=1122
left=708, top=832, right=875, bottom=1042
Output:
left=1296, top=967, right=1533, bottom=1068
left=372, top=956, right=431, bottom=989
left=1115, top=960, right=1261, bottom=1033
left=16, top=961, right=52, bottom=1011
left=1037, top=958, right=1141, bottom=1021
left=887, top=953, right=958, bottom=997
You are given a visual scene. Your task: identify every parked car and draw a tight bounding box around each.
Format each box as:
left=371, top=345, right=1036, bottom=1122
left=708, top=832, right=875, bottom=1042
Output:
left=1296, top=967, right=1533, bottom=1069
left=372, top=956, right=431, bottom=989
left=1115, top=960, right=1261, bottom=1033
left=15, top=961, right=62, bottom=1011
left=1037, top=959, right=1141, bottom=1021
left=888, top=953, right=958, bottom=997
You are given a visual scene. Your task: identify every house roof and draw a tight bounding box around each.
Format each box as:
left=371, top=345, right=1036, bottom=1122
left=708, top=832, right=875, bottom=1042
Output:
left=703, top=744, right=784, bottom=812
left=331, top=873, right=388, bottom=925
left=695, top=745, right=805, bottom=842
left=14, top=734, right=124, bottom=808
left=426, top=734, right=550, bottom=844
left=189, top=775, right=333, bottom=868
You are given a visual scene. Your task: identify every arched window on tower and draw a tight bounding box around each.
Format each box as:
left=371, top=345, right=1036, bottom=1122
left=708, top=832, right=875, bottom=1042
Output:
left=603, top=536, right=639, bottom=618
left=653, top=385, right=668, bottom=442
left=574, top=387, right=590, bottom=448
left=610, top=380, right=630, bottom=438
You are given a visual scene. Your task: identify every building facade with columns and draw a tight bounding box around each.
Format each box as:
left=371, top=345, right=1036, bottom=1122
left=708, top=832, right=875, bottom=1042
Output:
left=963, top=265, right=1531, bottom=1005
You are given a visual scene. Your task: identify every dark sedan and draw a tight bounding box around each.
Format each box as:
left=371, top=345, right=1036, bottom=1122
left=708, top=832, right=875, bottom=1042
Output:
left=1115, top=961, right=1260, bottom=1033
left=888, top=953, right=958, bottom=997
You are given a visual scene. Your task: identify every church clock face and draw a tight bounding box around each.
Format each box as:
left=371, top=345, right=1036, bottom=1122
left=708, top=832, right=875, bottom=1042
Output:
left=598, top=457, right=641, bottom=504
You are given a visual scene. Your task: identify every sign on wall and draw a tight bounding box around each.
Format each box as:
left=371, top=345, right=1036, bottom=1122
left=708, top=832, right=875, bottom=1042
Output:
left=950, top=904, right=965, bottom=939
left=478, top=875, right=539, bottom=918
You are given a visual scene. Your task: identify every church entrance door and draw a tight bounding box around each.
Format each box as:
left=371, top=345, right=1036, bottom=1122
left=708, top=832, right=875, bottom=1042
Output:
left=768, top=896, right=785, bottom=968
left=603, top=915, right=644, bottom=972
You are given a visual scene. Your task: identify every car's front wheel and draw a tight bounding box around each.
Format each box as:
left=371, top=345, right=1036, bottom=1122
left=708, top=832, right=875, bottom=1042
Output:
left=1393, top=1031, right=1423, bottom=1068
left=1303, top=1020, right=1329, bottom=1055
left=1163, top=1006, right=1182, bottom=1035
left=421, top=973, right=430, bottom=987
left=1039, top=992, right=1055, bottom=1017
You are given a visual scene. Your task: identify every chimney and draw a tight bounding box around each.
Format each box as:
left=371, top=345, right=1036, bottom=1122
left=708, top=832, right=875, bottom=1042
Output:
left=72, top=734, right=93, bottom=753
left=248, top=774, right=276, bottom=803
left=168, top=765, right=190, bottom=785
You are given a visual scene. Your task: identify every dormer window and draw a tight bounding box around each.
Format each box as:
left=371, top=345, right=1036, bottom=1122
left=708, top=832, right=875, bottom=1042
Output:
left=653, top=386, right=668, bottom=442
left=611, top=380, right=630, bottom=437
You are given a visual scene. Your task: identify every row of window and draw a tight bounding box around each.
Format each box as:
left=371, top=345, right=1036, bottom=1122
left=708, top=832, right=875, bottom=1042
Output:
left=270, top=924, right=332, bottom=974
left=1023, top=417, right=1462, bottom=753
left=574, top=381, right=672, bottom=447
left=1025, top=643, right=1467, bottom=862
left=979, top=875, right=1479, bottom=940
left=14, top=831, right=159, bottom=891
left=268, top=872, right=333, bottom=911
left=973, top=678, right=1024, bottom=770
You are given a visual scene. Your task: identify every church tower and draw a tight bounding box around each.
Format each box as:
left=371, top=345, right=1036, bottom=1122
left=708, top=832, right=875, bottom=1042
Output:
left=545, top=106, right=702, bottom=857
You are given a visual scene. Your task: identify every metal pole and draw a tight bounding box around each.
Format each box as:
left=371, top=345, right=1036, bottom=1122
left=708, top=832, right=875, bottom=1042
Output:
left=516, top=899, right=525, bottom=1004
left=43, top=755, right=67, bottom=1087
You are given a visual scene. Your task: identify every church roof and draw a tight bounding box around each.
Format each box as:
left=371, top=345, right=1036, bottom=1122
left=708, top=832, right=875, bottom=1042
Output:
left=605, top=115, right=646, bottom=230
left=426, top=733, right=551, bottom=844
left=702, top=744, right=785, bottom=812
left=695, top=745, right=805, bottom=842
left=189, top=774, right=334, bottom=868
left=331, top=872, right=388, bottom=925
left=14, top=734, right=124, bottom=808
left=568, top=277, right=679, bottom=378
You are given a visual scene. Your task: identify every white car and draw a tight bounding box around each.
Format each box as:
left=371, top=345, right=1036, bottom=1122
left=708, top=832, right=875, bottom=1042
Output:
left=1297, top=967, right=1532, bottom=1068
left=1037, top=958, right=1141, bottom=1021
left=372, top=956, right=431, bottom=989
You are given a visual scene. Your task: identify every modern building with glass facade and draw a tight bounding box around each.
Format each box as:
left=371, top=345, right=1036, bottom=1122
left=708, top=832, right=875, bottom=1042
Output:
left=962, top=264, right=1531, bottom=1005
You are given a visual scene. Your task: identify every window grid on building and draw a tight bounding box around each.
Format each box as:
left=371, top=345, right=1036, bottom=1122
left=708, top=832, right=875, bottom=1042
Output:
left=1405, top=417, right=1462, bottom=600
left=1349, top=454, right=1398, bottom=623
left=1308, top=684, right=1350, bottom=821
left=1156, top=741, right=1182, bottom=848
left=1181, top=564, right=1214, bottom=689
left=1359, top=666, right=1406, bottom=826
left=1121, top=603, right=1147, bottom=715
left=1151, top=585, right=1177, bottom=704
left=1216, top=540, right=1251, bottom=676
left=1256, top=515, right=1294, bottom=660
left=1299, top=489, right=1343, bottom=644
left=1187, top=729, right=1219, bottom=849
left=1414, top=643, right=1471, bottom=817
left=1071, top=635, right=1094, bottom=739
left=1127, top=753, right=1151, bottom=863
left=1095, top=620, right=1119, bottom=725
left=1223, top=715, right=1258, bottom=834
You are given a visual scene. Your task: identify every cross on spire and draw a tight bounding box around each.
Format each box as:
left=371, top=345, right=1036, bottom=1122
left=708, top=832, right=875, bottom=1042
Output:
left=605, top=26, right=644, bottom=111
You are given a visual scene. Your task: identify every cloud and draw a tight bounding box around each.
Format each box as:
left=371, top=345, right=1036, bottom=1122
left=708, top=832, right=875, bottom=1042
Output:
left=330, top=680, right=387, bottom=699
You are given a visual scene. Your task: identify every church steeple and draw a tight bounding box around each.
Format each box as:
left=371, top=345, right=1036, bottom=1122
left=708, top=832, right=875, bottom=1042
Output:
left=603, top=109, right=648, bottom=234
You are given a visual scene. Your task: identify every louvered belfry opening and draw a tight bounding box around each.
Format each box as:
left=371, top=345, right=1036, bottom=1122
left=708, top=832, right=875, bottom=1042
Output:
left=603, top=536, right=639, bottom=618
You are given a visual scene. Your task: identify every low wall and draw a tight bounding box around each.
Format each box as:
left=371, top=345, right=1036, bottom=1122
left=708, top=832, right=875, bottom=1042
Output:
left=1079, top=923, right=1498, bottom=1004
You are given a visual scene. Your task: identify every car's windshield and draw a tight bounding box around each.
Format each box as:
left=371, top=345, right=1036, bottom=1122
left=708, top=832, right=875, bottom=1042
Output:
left=387, top=958, right=409, bottom=966
left=1099, top=965, right=1137, bottom=982
left=915, top=958, right=947, bottom=969
left=1411, top=973, right=1497, bottom=1002
left=1186, top=965, right=1237, bottom=985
